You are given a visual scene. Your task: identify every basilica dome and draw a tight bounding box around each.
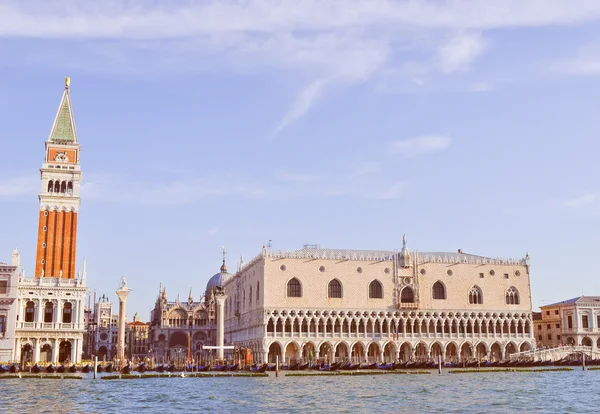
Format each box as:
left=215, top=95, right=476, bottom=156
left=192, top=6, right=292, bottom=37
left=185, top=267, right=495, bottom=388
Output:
left=205, top=260, right=230, bottom=298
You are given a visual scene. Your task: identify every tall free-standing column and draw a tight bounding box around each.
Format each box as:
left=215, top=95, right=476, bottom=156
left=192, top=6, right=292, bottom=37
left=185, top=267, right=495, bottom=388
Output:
left=116, top=277, right=132, bottom=363
left=215, top=292, right=227, bottom=361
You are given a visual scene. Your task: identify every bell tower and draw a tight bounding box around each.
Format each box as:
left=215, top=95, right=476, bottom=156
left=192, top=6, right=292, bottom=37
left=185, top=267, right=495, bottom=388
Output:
left=34, top=77, right=82, bottom=279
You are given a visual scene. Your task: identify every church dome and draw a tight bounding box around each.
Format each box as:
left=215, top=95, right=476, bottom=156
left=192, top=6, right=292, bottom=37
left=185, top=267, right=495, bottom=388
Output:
left=205, top=260, right=230, bottom=298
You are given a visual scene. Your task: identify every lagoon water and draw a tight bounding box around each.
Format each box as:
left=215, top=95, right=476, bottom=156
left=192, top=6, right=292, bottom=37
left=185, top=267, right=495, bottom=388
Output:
left=1, top=370, right=599, bottom=413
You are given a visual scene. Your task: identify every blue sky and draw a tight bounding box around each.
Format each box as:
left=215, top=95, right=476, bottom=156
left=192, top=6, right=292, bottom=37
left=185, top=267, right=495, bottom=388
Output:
left=1, top=0, right=600, bottom=318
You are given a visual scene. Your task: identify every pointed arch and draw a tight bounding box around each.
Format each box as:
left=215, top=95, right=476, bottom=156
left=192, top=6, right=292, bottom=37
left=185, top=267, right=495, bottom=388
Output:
left=400, top=287, right=415, bottom=303
left=468, top=285, right=483, bottom=304
left=505, top=286, right=520, bottom=305
left=328, top=279, right=342, bottom=298
left=432, top=281, right=446, bottom=299
left=287, top=277, right=302, bottom=297
left=368, top=280, right=383, bottom=298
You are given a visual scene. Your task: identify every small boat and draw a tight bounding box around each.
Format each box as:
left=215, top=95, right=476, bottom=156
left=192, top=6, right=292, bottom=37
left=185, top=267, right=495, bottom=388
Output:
left=167, top=364, right=176, bottom=372
left=57, top=365, right=66, bottom=373
left=214, top=364, right=228, bottom=372
left=9, top=365, right=19, bottom=374
left=121, top=364, right=131, bottom=374
left=136, top=363, right=146, bottom=373
left=227, top=363, right=239, bottom=372
left=31, top=364, right=43, bottom=373
left=105, top=364, right=114, bottom=373
left=251, top=363, right=268, bottom=373
left=96, top=364, right=104, bottom=373
left=377, top=363, right=393, bottom=370
left=391, top=362, right=403, bottom=370
left=319, top=362, right=342, bottom=372
left=405, top=361, right=416, bottom=370
left=0, top=365, right=8, bottom=373
left=197, top=365, right=210, bottom=372
left=298, top=363, right=309, bottom=371
left=81, top=365, right=91, bottom=373
left=46, top=364, right=56, bottom=373
left=155, top=364, right=165, bottom=373
left=68, top=365, right=78, bottom=373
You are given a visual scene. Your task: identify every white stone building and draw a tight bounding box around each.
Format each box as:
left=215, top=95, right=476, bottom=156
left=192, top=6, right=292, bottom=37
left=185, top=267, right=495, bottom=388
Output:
left=535, top=296, right=600, bottom=349
left=218, top=238, right=535, bottom=365
left=0, top=250, right=20, bottom=361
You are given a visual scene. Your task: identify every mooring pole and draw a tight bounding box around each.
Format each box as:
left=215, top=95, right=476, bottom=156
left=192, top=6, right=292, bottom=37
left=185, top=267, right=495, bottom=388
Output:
left=438, top=355, right=442, bottom=374
left=582, top=352, right=586, bottom=371
left=94, top=356, right=98, bottom=379
left=276, top=355, right=279, bottom=377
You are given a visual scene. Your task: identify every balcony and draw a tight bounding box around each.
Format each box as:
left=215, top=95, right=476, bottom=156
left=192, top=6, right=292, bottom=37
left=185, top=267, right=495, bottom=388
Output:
left=16, top=322, right=84, bottom=331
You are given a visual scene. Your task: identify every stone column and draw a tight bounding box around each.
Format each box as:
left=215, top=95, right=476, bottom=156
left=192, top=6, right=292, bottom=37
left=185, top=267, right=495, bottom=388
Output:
left=51, top=338, right=58, bottom=363
left=116, top=279, right=132, bottom=363
left=33, top=339, right=40, bottom=363
left=215, top=293, right=227, bottom=361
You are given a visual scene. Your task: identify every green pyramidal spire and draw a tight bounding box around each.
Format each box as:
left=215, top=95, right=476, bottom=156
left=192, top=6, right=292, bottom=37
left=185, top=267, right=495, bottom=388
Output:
left=49, top=77, right=78, bottom=143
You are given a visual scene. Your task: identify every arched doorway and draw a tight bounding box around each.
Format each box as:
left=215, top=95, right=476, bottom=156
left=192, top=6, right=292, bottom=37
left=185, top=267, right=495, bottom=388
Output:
left=367, top=343, right=380, bottom=363
left=285, top=342, right=299, bottom=364
left=40, top=344, right=52, bottom=363
left=98, top=346, right=108, bottom=361
left=415, top=342, right=427, bottom=361
left=582, top=337, right=593, bottom=347
left=303, top=342, right=316, bottom=363
left=21, top=344, right=33, bottom=365
left=268, top=343, right=281, bottom=364
left=460, top=343, right=472, bottom=362
left=445, top=343, right=458, bottom=363
left=490, top=343, right=502, bottom=362
left=319, top=342, right=332, bottom=362
left=384, top=342, right=396, bottom=363
left=475, top=343, right=487, bottom=361
left=520, top=342, right=531, bottom=352
left=59, top=340, right=72, bottom=363
left=335, top=343, right=349, bottom=361
left=430, top=342, right=443, bottom=361
left=399, top=342, right=412, bottom=362
left=505, top=342, right=517, bottom=358
left=566, top=337, right=575, bottom=345
left=351, top=343, right=365, bottom=363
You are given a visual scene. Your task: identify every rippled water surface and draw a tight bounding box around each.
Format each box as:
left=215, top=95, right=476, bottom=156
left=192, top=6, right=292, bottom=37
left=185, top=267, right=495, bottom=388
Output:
left=1, top=370, right=599, bottom=413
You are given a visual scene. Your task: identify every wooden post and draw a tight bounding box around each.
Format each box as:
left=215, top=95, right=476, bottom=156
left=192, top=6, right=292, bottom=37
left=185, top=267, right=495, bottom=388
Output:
left=438, top=355, right=442, bottom=374
left=276, top=355, right=279, bottom=377
left=93, top=356, right=98, bottom=379
left=582, top=351, right=586, bottom=371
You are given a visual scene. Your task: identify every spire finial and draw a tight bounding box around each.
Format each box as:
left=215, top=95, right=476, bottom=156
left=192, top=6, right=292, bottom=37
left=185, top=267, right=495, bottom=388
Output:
left=403, top=234, right=407, bottom=247
left=65, top=77, right=70, bottom=89
left=220, top=246, right=228, bottom=273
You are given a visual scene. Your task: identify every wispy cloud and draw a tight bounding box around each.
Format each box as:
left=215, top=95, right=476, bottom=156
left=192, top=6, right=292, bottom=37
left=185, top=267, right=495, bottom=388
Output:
left=437, top=32, right=488, bottom=74
left=0, top=174, right=38, bottom=199
left=555, top=42, right=600, bottom=75
left=4, top=1, right=600, bottom=129
left=562, top=193, right=597, bottom=208
left=392, top=135, right=451, bottom=158
left=207, top=226, right=220, bottom=237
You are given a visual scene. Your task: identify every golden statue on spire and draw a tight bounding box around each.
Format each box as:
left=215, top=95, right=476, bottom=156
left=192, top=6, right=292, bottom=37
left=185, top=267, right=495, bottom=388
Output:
left=65, top=77, right=71, bottom=88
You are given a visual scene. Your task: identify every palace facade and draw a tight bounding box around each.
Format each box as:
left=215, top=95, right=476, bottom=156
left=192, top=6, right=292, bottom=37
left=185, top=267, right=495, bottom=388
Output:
left=534, top=296, right=600, bottom=349
left=217, top=238, right=535, bottom=365
left=0, top=250, right=19, bottom=361
left=14, top=78, right=88, bottom=364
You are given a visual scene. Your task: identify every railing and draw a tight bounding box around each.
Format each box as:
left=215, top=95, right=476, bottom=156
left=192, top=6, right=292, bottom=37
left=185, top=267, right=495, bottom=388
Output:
left=16, top=322, right=84, bottom=330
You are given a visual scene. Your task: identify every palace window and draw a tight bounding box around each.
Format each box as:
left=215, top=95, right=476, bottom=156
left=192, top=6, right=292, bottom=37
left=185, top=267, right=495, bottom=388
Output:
left=505, top=287, right=519, bottom=305
left=0, top=315, right=5, bottom=335
left=256, top=282, right=260, bottom=303
left=582, top=315, right=589, bottom=329
left=432, top=281, right=446, bottom=300
left=62, top=302, right=72, bottom=323
left=25, top=301, right=35, bottom=322
left=249, top=286, right=252, bottom=306
left=0, top=281, right=7, bottom=294
left=368, top=280, right=383, bottom=299
left=567, top=315, right=573, bottom=329
left=468, top=286, right=483, bottom=304
left=400, top=287, right=414, bottom=303
left=328, top=279, right=342, bottom=298
left=287, top=278, right=302, bottom=298
left=44, top=302, right=54, bottom=323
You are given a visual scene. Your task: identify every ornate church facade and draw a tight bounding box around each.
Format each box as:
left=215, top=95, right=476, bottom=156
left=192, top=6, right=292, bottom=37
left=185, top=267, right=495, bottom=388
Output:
left=219, top=238, right=535, bottom=365
left=14, top=78, right=88, bottom=364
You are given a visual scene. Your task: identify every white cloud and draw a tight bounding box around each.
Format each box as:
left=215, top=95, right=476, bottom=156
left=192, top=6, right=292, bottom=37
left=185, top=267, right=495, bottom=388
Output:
left=392, top=135, right=451, bottom=157
left=437, top=32, right=488, bottom=73
left=275, top=79, right=327, bottom=134
left=555, top=43, right=600, bottom=75
left=562, top=193, right=597, bottom=208
left=0, top=175, right=38, bottom=199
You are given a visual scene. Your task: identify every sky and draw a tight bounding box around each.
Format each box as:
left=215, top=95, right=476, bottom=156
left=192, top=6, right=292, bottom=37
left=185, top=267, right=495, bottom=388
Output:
left=1, top=0, right=600, bottom=318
